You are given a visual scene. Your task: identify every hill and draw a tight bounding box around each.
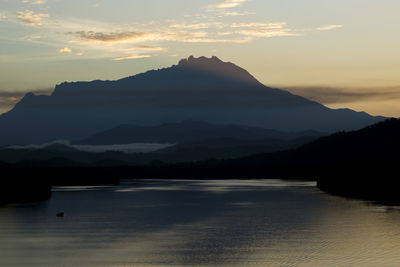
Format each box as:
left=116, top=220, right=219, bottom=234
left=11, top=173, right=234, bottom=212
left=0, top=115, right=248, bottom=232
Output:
left=0, top=121, right=321, bottom=164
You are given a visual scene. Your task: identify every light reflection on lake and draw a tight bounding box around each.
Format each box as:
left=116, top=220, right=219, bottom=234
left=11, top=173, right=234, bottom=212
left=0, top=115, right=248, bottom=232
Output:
left=1, top=179, right=400, bottom=266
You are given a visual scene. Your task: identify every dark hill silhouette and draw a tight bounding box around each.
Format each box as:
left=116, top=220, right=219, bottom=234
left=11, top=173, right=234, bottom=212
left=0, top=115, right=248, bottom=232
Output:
left=0, top=56, right=384, bottom=145
left=276, top=117, right=400, bottom=165
left=0, top=128, right=320, bottom=164
left=194, top=118, right=400, bottom=203
left=149, top=135, right=319, bottom=162
left=207, top=118, right=400, bottom=173
left=40, top=143, right=80, bottom=153
left=0, top=146, right=131, bottom=165
left=76, top=120, right=322, bottom=145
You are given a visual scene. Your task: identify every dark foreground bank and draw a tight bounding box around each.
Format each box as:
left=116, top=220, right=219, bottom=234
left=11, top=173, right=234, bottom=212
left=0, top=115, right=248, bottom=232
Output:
left=0, top=168, right=119, bottom=204
left=0, top=176, right=51, bottom=204
left=316, top=161, right=400, bottom=205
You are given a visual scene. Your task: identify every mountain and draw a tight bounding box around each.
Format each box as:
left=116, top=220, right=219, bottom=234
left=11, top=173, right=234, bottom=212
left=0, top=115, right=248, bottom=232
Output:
left=0, top=56, right=384, bottom=145
left=76, top=120, right=322, bottom=145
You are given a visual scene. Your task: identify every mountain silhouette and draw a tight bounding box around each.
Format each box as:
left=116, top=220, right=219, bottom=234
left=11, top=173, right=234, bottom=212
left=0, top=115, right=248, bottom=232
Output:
left=0, top=56, right=384, bottom=145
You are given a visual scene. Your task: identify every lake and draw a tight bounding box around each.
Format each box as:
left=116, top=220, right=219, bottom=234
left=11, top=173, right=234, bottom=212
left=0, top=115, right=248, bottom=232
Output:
left=1, top=179, right=400, bottom=266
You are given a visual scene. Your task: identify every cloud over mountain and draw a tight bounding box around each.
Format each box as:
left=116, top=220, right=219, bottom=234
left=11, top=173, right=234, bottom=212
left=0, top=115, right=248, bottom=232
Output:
left=285, top=86, right=400, bottom=104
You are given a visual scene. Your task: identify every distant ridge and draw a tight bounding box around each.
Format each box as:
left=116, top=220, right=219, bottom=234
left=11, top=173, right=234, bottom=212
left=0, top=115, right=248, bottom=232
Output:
left=75, top=120, right=322, bottom=145
left=0, top=56, right=384, bottom=145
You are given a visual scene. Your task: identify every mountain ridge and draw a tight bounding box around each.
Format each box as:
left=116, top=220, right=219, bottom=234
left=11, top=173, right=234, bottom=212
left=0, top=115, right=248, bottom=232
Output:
left=75, top=120, right=323, bottom=145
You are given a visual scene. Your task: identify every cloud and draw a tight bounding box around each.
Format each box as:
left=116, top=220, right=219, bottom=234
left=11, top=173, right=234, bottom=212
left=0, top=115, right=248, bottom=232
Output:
left=0, top=97, right=18, bottom=113
left=0, top=89, right=50, bottom=103
left=0, top=89, right=52, bottom=114
left=316, top=25, right=344, bottom=31
left=22, top=0, right=47, bottom=4
left=59, top=47, right=72, bottom=53
left=25, top=35, right=41, bottom=40
left=69, top=31, right=151, bottom=44
left=231, top=22, right=285, bottom=28
left=219, top=11, right=255, bottom=17
left=135, top=45, right=165, bottom=51
left=0, top=13, right=7, bottom=21
left=217, top=31, right=234, bottom=36
left=284, top=86, right=400, bottom=104
left=69, top=29, right=214, bottom=46
left=9, top=8, right=311, bottom=61
left=208, top=0, right=249, bottom=9
left=236, top=29, right=301, bottom=38
left=16, top=10, right=49, bottom=27
left=183, top=37, right=252, bottom=43
left=112, top=54, right=152, bottom=61
left=0, top=89, right=52, bottom=99
left=232, top=22, right=301, bottom=38
left=169, top=21, right=299, bottom=41
left=170, top=23, right=209, bottom=30
left=116, top=46, right=164, bottom=55
left=169, top=22, right=224, bottom=30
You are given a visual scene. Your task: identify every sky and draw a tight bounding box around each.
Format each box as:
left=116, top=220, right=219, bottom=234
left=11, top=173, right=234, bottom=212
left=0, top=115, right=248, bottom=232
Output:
left=0, top=0, right=400, bottom=117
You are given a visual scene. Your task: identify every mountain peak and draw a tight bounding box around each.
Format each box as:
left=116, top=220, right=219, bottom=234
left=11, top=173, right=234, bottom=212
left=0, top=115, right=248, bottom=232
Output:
left=177, top=56, right=260, bottom=85
left=178, top=55, right=222, bottom=66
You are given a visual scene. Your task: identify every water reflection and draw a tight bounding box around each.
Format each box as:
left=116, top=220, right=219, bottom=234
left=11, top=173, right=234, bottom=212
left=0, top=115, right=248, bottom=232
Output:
left=0, top=180, right=399, bottom=266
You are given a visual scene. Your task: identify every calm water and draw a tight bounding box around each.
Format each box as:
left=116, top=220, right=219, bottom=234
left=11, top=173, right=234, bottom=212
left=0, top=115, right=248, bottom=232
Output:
left=1, top=180, right=400, bottom=266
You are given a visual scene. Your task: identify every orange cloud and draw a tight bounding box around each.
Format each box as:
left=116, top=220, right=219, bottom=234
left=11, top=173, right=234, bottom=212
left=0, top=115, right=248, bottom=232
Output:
left=208, top=0, right=248, bottom=9
left=112, top=54, right=152, bottom=61
left=59, top=47, right=72, bottom=53
left=22, top=0, right=47, bottom=4
left=169, top=22, right=224, bottom=29
left=70, top=31, right=151, bottom=43
left=16, top=10, right=48, bottom=27
left=316, top=25, right=344, bottom=31
left=232, top=22, right=302, bottom=38
left=135, top=45, right=165, bottom=51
